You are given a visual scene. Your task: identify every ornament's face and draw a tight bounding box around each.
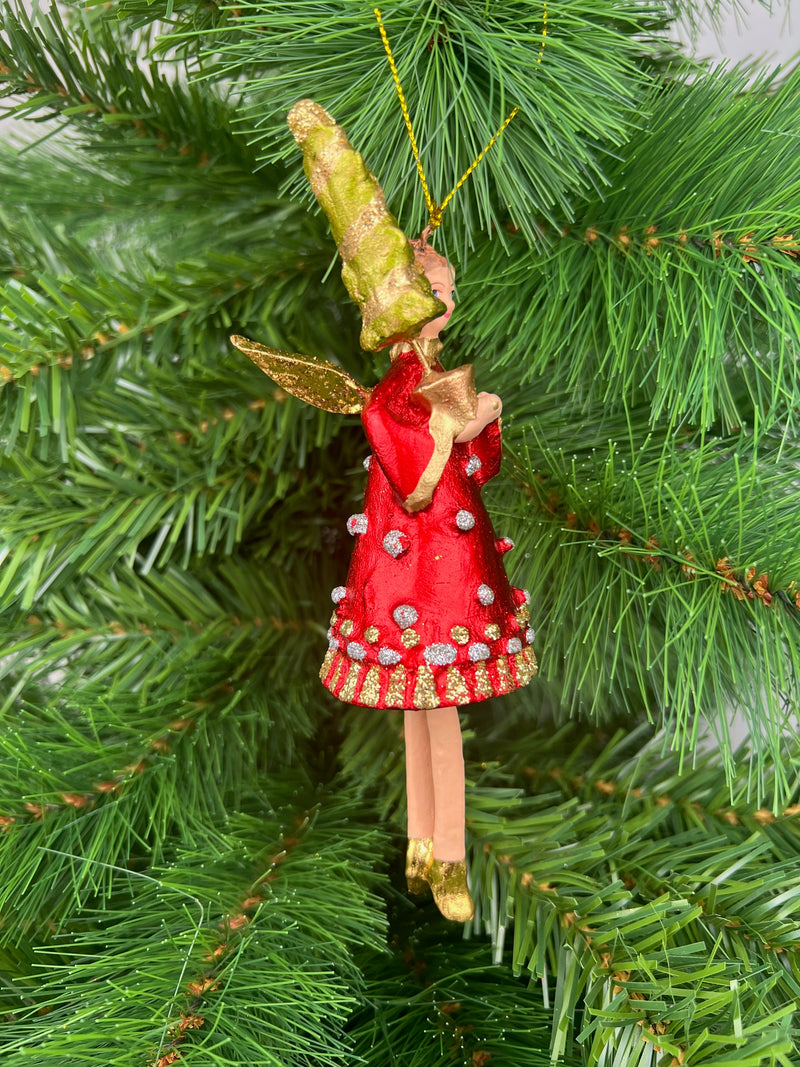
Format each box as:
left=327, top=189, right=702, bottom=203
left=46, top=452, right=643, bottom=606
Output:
left=417, top=261, right=455, bottom=340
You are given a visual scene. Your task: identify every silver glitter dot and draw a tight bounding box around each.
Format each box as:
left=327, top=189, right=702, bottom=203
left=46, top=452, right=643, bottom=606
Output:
left=346, top=513, right=368, bottom=536
left=363, top=455, right=372, bottom=471
left=456, top=509, right=475, bottom=531
left=378, top=647, right=401, bottom=666
left=328, top=637, right=339, bottom=651
left=526, top=627, right=536, bottom=644
left=468, top=642, right=490, bottom=661
left=424, top=643, right=457, bottom=666
left=346, top=641, right=367, bottom=661
left=477, top=584, right=495, bottom=605
left=521, top=588, right=531, bottom=604
left=331, top=586, right=347, bottom=603
left=327, top=627, right=334, bottom=639
left=496, top=537, right=515, bottom=552
left=466, top=455, right=482, bottom=476
left=507, top=637, right=522, bottom=654
left=393, top=604, right=418, bottom=628
left=383, top=529, right=409, bottom=558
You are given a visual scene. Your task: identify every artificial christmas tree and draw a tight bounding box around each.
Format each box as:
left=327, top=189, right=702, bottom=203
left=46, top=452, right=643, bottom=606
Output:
left=1, top=1, right=800, bottom=1064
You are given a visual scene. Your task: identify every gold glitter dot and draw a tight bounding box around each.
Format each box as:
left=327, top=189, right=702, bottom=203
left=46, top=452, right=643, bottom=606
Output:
left=330, top=610, right=338, bottom=626
left=413, top=665, right=439, bottom=709
left=485, top=623, right=501, bottom=640
left=450, top=625, right=469, bottom=645
left=364, top=626, right=379, bottom=643
left=445, top=665, right=470, bottom=705
left=401, top=628, right=420, bottom=648
left=516, top=605, right=531, bottom=625
left=340, top=619, right=354, bottom=636
left=386, top=666, right=407, bottom=707
left=359, top=666, right=381, bottom=706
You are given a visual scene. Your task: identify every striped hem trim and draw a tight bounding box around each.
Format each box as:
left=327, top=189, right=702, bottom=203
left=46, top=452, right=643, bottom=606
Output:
left=319, top=647, right=537, bottom=709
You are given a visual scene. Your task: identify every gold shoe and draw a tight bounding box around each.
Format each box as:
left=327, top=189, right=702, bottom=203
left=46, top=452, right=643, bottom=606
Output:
left=426, top=858, right=474, bottom=922
left=405, top=837, right=433, bottom=895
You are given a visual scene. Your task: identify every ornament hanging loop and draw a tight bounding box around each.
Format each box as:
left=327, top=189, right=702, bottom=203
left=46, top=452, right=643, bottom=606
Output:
left=375, top=7, right=545, bottom=232
left=375, top=7, right=438, bottom=227
left=438, top=106, right=520, bottom=224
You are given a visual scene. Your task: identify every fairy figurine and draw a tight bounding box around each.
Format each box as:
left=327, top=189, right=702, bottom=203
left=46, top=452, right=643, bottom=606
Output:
left=233, top=100, right=537, bottom=921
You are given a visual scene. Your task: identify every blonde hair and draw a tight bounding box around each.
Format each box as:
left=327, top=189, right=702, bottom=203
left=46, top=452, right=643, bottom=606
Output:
left=410, top=235, right=453, bottom=280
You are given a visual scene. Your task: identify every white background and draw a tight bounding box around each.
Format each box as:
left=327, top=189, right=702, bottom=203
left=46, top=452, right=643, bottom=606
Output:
left=686, top=0, right=796, bottom=65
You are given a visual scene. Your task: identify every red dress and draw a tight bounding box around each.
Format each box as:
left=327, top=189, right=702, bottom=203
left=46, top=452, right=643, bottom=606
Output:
left=320, top=344, right=537, bottom=709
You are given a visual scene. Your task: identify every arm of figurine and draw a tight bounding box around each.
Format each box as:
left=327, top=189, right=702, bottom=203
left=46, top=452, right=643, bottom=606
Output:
left=455, top=392, right=502, bottom=443
left=459, top=392, right=503, bottom=485
left=362, top=361, right=437, bottom=503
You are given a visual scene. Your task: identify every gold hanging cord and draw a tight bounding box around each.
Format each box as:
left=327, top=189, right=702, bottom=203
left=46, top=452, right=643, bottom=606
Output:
left=374, top=5, right=547, bottom=231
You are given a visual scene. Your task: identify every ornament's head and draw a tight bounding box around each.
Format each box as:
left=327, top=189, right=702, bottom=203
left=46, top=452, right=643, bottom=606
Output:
left=411, top=241, right=455, bottom=340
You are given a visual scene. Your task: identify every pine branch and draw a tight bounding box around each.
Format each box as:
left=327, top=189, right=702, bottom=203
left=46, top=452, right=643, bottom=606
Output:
left=349, top=924, right=582, bottom=1066
left=333, top=383, right=800, bottom=798
left=0, top=405, right=349, bottom=596
left=4, top=2, right=800, bottom=1063
left=0, top=684, right=318, bottom=933
left=482, top=417, right=800, bottom=795
left=336, top=721, right=800, bottom=1063
left=0, top=782, right=388, bottom=1066
left=0, top=165, right=357, bottom=380
left=115, top=0, right=238, bottom=48
left=464, top=62, right=800, bottom=434
left=0, top=559, right=331, bottom=794
left=457, top=726, right=800, bottom=1065
left=0, top=0, right=252, bottom=174
left=175, top=0, right=665, bottom=253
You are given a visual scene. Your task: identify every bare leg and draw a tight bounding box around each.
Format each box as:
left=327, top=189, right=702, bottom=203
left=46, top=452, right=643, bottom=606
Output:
left=404, top=709, right=434, bottom=840
left=425, top=705, right=465, bottom=861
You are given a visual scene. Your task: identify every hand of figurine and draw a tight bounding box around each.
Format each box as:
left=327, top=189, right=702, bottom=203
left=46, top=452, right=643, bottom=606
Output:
left=455, top=392, right=502, bottom=444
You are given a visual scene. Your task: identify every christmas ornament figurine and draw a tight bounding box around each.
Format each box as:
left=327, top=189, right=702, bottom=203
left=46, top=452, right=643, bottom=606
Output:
left=232, top=100, right=537, bottom=923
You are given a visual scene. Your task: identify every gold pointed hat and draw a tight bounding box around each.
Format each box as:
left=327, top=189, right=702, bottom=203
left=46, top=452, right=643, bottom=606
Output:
left=287, top=99, right=444, bottom=352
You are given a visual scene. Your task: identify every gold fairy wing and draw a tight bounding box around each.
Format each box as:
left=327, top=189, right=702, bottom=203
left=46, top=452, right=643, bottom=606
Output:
left=231, top=334, right=367, bottom=415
